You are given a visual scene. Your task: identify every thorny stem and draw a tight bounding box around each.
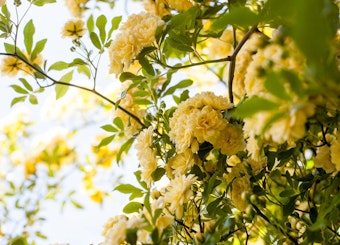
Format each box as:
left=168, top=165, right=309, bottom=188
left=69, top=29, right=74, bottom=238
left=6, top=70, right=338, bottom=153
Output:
left=0, top=52, right=147, bottom=129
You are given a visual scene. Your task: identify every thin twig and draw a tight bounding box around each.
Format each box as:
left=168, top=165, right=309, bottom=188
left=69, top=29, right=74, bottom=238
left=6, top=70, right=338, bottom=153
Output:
left=0, top=52, right=146, bottom=128
left=227, top=25, right=258, bottom=104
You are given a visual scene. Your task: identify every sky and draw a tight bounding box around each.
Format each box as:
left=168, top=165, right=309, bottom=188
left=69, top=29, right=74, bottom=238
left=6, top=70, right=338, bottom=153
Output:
left=0, top=0, right=144, bottom=244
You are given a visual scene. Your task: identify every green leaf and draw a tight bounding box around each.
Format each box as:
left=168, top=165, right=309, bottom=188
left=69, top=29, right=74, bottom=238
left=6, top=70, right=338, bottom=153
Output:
left=115, top=184, right=142, bottom=194
left=163, top=79, right=193, bottom=96
left=264, top=72, right=291, bottom=101
left=98, top=135, right=115, bottom=147
left=167, top=31, right=193, bottom=52
left=119, top=72, right=144, bottom=82
left=96, top=15, right=107, bottom=43
left=134, top=170, right=148, bottom=190
left=211, top=7, right=258, bottom=33
left=232, top=96, right=279, bottom=118
left=32, top=0, right=56, bottom=6
left=77, top=65, right=91, bottom=78
left=117, top=137, right=135, bottom=162
left=10, top=237, right=28, bottom=245
left=136, top=46, right=157, bottom=60
left=29, top=94, right=38, bottom=104
left=123, top=201, right=143, bottom=214
left=289, top=0, right=334, bottom=63
left=151, top=228, right=159, bottom=243
left=126, top=228, right=137, bottom=245
left=69, top=58, right=87, bottom=66
left=134, top=99, right=152, bottom=105
left=11, top=96, right=27, bottom=107
left=87, top=15, right=94, bottom=33
left=279, top=189, right=295, bottom=198
left=10, top=85, right=28, bottom=94
left=48, top=61, right=69, bottom=71
left=55, top=70, right=73, bottom=99
left=19, top=78, right=33, bottom=91
left=138, top=56, right=155, bottom=76
left=101, top=124, right=118, bottom=133
left=108, top=16, right=122, bottom=37
left=23, top=20, right=35, bottom=54
left=151, top=168, right=165, bottom=182
left=4, top=42, right=15, bottom=53
left=71, top=200, right=84, bottom=209
left=283, top=195, right=298, bottom=217
left=280, top=70, right=304, bottom=97
left=35, top=231, right=47, bottom=239
left=113, top=117, right=124, bottom=131
left=90, top=32, right=102, bottom=50
left=133, top=90, right=149, bottom=97
left=1, top=5, right=11, bottom=20
left=31, top=38, right=47, bottom=60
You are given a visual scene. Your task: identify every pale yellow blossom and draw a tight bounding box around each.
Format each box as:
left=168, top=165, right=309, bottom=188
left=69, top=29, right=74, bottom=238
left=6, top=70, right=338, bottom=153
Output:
left=330, top=136, right=340, bottom=171
left=0, top=0, right=6, bottom=6
left=213, top=123, right=246, bottom=155
left=135, top=126, right=158, bottom=187
left=169, top=92, right=235, bottom=154
left=224, top=163, right=251, bottom=211
left=167, top=149, right=200, bottom=177
left=103, top=215, right=128, bottom=245
left=232, top=32, right=267, bottom=101
left=164, top=174, right=197, bottom=218
left=314, top=145, right=335, bottom=173
left=109, top=12, right=164, bottom=76
left=62, top=19, right=86, bottom=39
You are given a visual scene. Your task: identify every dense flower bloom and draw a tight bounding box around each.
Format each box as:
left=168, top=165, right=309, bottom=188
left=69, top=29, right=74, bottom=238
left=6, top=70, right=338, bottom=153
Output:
left=135, top=126, right=158, bottom=187
left=314, top=145, right=335, bottom=173
left=103, top=214, right=147, bottom=244
left=109, top=12, right=164, bottom=75
left=166, top=149, right=200, bottom=177
left=243, top=38, right=305, bottom=98
left=169, top=92, right=244, bottom=155
left=164, top=174, right=197, bottom=218
left=244, top=100, right=315, bottom=145
left=213, top=123, right=246, bottom=155
left=62, top=19, right=86, bottom=39
left=238, top=34, right=315, bottom=146
left=232, top=32, right=267, bottom=101
left=314, top=132, right=340, bottom=173
left=102, top=215, right=128, bottom=245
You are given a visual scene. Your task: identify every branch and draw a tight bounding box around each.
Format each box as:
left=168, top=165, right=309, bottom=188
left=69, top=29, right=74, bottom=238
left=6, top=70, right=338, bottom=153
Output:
left=0, top=52, right=147, bottom=128
left=251, top=203, right=298, bottom=244
left=227, top=25, right=258, bottom=104
left=156, top=56, right=232, bottom=70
